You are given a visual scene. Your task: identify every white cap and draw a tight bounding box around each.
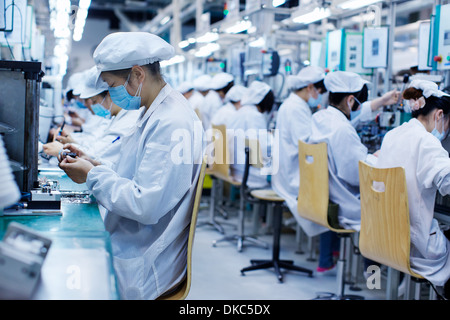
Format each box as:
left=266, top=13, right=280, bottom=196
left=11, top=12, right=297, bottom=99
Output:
left=325, top=71, right=369, bottom=93
left=409, top=79, right=449, bottom=99
left=93, top=32, right=175, bottom=73
left=211, top=72, right=234, bottom=90
left=72, top=69, right=92, bottom=96
left=287, top=66, right=325, bottom=91
left=241, top=81, right=271, bottom=106
left=177, top=81, right=194, bottom=94
left=193, top=75, right=213, bottom=92
left=225, top=85, right=248, bottom=103
left=79, top=66, right=109, bottom=99
left=66, top=71, right=86, bottom=95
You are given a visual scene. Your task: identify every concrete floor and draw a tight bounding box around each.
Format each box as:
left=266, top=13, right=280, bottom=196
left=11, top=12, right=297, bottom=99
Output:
left=187, top=196, right=388, bottom=301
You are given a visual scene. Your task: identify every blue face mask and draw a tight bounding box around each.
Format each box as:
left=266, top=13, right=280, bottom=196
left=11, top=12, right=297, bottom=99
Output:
left=431, top=116, right=448, bottom=141
left=350, top=108, right=362, bottom=120
left=308, top=93, right=323, bottom=108
left=108, top=73, right=143, bottom=110
left=75, top=100, right=87, bottom=109
left=91, top=103, right=111, bottom=118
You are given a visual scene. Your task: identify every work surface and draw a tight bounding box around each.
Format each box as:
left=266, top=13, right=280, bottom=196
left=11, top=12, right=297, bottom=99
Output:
left=0, top=168, right=119, bottom=300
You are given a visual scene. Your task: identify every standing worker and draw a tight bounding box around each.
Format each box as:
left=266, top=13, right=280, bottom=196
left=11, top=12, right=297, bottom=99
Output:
left=58, top=32, right=205, bottom=300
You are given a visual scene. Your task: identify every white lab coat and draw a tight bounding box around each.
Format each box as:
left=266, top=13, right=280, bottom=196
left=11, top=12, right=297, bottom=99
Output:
left=376, top=118, right=450, bottom=286
left=211, top=102, right=236, bottom=128
left=228, top=104, right=270, bottom=189
left=75, top=109, right=141, bottom=166
left=86, top=84, right=205, bottom=299
left=72, top=113, right=111, bottom=145
left=204, top=90, right=223, bottom=127
left=308, top=106, right=377, bottom=232
left=271, top=93, right=327, bottom=237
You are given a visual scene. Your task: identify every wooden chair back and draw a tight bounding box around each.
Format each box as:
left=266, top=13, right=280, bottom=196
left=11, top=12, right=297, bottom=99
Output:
left=157, top=157, right=208, bottom=300
left=358, top=161, right=422, bottom=278
left=297, top=140, right=353, bottom=233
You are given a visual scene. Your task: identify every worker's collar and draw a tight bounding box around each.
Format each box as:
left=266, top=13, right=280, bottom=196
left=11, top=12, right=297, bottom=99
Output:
left=136, top=83, right=172, bottom=127
left=329, top=105, right=350, bottom=121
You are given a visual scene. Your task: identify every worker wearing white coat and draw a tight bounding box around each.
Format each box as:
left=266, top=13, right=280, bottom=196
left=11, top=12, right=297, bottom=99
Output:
left=271, top=66, right=328, bottom=238
left=193, top=74, right=213, bottom=130
left=58, top=32, right=205, bottom=300
left=376, top=80, right=450, bottom=298
left=309, top=71, right=379, bottom=231
left=228, top=81, right=274, bottom=188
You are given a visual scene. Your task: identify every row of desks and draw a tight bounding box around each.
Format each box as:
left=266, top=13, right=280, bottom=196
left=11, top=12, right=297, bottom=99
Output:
left=0, top=168, right=119, bottom=300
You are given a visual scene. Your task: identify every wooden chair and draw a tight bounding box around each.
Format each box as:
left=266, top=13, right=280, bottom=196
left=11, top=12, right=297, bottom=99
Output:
left=240, top=139, right=312, bottom=282
left=213, top=138, right=268, bottom=252
left=297, top=140, right=362, bottom=299
left=156, top=157, right=207, bottom=300
left=198, top=124, right=239, bottom=234
left=358, top=161, right=430, bottom=300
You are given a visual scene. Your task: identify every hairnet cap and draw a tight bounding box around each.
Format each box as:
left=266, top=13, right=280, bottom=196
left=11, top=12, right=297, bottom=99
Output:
left=241, top=81, right=271, bottom=106
left=193, top=75, right=213, bottom=91
left=177, top=81, right=194, bottom=94
left=72, top=69, right=92, bottom=96
left=79, top=66, right=109, bottom=99
left=225, top=85, right=248, bottom=103
left=211, top=72, right=234, bottom=90
left=409, top=79, right=449, bottom=99
left=93, top=32, right=175, bottom=73
left=324, top=71, right=369, bottom=93
left=287, top=66, right=325, bottom=90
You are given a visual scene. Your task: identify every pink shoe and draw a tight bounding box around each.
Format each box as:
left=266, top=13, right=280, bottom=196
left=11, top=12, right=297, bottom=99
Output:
left=316, top=265, right=337, bottom=276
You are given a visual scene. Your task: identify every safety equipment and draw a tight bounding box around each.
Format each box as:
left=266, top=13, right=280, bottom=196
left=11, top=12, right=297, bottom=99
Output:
left=108, top=73, right=143, bottom=111
left=80, top=66, right=109, bottom=99
left=307, top=91, right=323, bottom=108
left=91, top=103, right=111, bottom=118
left=93, top=32, right=174, bottom=73
left=324, top=71, right=369, bottom=93
left=224, top=85, right=248, bottom=103
left=431, top=115, right=448, bottom=141
left=241, top=81, right=271, bottom=106
left=211, top=72, right=234, bottom=90
left=409, top=79, right=450, bottom=99
left=287, top=66, right=325, bottom=91
left=193, top=75, right=213, bottom=92
left=376, top=118, right=450, bottom=286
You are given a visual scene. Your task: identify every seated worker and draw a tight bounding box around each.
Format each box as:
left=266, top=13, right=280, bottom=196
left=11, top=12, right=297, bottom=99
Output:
left=204, top=73, right=233, bottom=124
left=211, top=84, right=248, bottom=128
left=307, top=71, right=381, bottom=274
left=271, top=66, right=328, bottom=238
left=376, top=80, right=450, bottom=299
left=228, top=80, right=274, bottom=189
left=57, top=32, right=205, bottom=300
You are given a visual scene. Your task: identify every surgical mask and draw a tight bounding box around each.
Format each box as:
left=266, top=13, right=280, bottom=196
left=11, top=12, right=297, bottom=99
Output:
left=308, top=91, right=323, bottom=108
left=348, top=96, right=362, bottom=114
left=431, top=115, right=448, bottom=141
left=108, top=73, right=143, bottom=110
left=75, top=100, right=87, bottom=109
left=350, top=108, right=361, bottom=120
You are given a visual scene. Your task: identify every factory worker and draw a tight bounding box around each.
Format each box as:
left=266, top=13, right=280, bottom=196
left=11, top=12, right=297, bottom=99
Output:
left=211, top=84, right=248, bottom=128
left=58, top=32, right=205, bottom=300
left=228, top=81, right=274, bottom=188
left=309, top=71, right=379, bottom=231
left=376, top=80, right=450, bottom=298
left=193, top=74, right=213, bottom=130
left=271, top=66, right=328, bottom=238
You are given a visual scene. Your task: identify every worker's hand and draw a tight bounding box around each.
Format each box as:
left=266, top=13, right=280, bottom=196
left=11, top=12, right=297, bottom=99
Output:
left=58, top=144, right=86, bottom=162
left=59, top=156, right=94, bottom=184
left=55, top=129, right=75, bottom=144
left=381, top=90, right=400, bottom=106
left=42, top=141, right=64, bottom=157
